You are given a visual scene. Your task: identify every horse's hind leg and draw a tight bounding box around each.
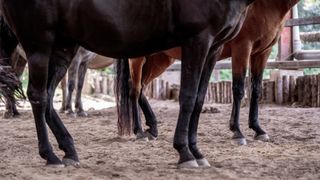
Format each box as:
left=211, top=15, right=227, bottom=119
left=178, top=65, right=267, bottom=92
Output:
left=59, top=75, right=67, bottom=113
left=249, top=50, right=271, bottom=142
left=3, top=95, right=15, bottom=119
left=75, top=60, right=89, bottom=117
left=27, top=52, right=63, bottom=166
left=139, top=92, right=157, bottom=139
left=45, top=46, right=79, bottom=166
left=230, top=44, right=252, bottom=145
left=129, top=57, right=147, bottom=140
left=65, top=54, right=80, bottom=118
left=174, top=32, right=211, bottom=168
left=8, top=53, right=27, bottom=117
left=188, top=47, right=222, bottom=168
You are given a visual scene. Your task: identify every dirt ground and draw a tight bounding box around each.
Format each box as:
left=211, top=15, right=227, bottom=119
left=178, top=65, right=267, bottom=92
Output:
left=0, top=97, right=320, bottom=180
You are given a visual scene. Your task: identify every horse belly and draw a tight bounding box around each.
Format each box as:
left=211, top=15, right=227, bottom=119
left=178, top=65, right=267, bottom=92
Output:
left=63, top=0, right=175, bottom=58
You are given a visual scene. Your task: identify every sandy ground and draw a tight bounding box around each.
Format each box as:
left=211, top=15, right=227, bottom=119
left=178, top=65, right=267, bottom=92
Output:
left=0, top=97, right=320, bottom=180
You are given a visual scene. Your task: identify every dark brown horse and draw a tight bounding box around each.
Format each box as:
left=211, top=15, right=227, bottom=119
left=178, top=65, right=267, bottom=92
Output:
left=127, top=0, right=301, bottom=144
left=0, top=0, right=253, bottom=168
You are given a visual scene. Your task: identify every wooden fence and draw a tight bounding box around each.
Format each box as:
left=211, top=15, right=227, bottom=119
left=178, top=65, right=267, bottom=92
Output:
left=86, top=72, right=320, bottom=107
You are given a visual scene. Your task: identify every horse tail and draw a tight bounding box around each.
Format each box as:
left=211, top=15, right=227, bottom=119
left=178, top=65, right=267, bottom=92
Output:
left=115, top=58, right=132, bottom=136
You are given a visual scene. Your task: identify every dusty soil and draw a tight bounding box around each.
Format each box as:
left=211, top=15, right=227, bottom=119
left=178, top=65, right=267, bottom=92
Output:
left=0, top=98, right=320, bottom=180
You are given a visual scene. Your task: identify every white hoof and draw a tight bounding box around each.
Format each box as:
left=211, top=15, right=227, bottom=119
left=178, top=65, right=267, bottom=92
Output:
left=196, top=158, right=211, bottom=167
left=233, top=138, right=247, bottom=146
left=46, top=164, right=65, bottom=168
left=255, top=134, right=270, bottom=142
left=136, top=136, right=149, bottom=142
left=145, top=131, right=157, bottom=141
left=62, top=158, right=81, bottom=167
left=177, top=160, right=199, bottom=169
left=136, top=132, right=149, bottom=142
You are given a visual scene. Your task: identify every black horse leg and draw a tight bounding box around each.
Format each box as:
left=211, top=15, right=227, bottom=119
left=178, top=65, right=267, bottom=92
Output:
left=3, top=54, right=26, bottom=118
left=229, top=46, right=252, bottom=146
left=45, top=47, right=79, bottom=166
left=249, top=51, right=270, bottom=141
left=188, top=47, right=221, bottom=167
left=130, top=82, right=146, bottom=140
left=75, top=60, right=89, bottom=117
left=230, top=71, right=247, bottom=145
left=3, top=95, right=14, bottom=118
left=139, top=92, right=158, bottom=139
left=27, top=52, right=62, bottom=166
left=174, top=32, right=211, bottom=168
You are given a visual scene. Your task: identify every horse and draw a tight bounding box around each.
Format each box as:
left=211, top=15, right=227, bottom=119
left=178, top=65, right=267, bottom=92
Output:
left=60, top=47, right=114, bottom=117
left=0, top=0, right=254, bottom=168
left=127, top=0, right=301, bottom=144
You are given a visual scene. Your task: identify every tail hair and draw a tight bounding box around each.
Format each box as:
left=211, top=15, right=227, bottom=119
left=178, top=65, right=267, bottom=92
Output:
left=115, top=58, right=132, bottom=135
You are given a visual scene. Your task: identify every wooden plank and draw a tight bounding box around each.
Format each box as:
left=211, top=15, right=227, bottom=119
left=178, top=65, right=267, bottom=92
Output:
left=167, top=60, right=320, bottom=71
left=282, top=76, right=289, bottom=104
left=285, top=16, right=320, bottom=27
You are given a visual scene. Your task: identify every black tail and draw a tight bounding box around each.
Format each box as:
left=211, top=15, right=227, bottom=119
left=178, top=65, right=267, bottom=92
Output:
left=115, top=58, right=132, bottom=135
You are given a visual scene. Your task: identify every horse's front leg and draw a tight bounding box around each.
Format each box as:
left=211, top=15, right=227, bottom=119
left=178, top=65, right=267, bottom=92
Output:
left=45, top=46, right=80, bottom=166
left=188, top=46, right=222, bottom=168
left=230, top=43, right=252, bottom=146
left=174, top=31, right=212, bottom=168
left=249, top=50, right=271, bottom=142
left=27, top=52, right=63, bottom=166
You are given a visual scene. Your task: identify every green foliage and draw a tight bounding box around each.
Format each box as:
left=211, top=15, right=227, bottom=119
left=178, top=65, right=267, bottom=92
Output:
left=304, top=68, right=320, bottom=75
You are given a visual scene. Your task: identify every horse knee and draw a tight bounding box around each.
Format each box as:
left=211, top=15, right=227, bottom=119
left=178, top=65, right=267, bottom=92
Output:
left=130, top=87, right=141, bottom=101
left=27, top=87, right=47, bottom=104
left=251, top=83, right=261, bottom=99
left=233, top=84, right=245, bottom=99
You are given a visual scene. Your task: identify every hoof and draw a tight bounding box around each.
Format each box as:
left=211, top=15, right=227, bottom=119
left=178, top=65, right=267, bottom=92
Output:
left=232, top=138, right=247, bottom=146
left=66, top=112, right=77, bottom=118
left=12, top=113, right=21, bottom=118
left=77, top=111, right=88, bottom=117
left=136, top=132, right=148, bottom=142
left=59, top=108, right=66, bottom=113
left=254, top=134, right=270, bottom=142
left=196, top=158, right=211, bottom=167
left=46, top=163, right=65, bottom=168
left=3, top=112, right=13, bottom=119
left=62, top=158, right=81, bottom=167
left=177, top=160, right=199, bottom=169
left=145, top=131, right=157, bottom=141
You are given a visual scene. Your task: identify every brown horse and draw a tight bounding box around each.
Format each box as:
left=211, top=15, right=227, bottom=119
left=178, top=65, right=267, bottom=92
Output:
left=128, top=0, right=301, bottom=144
left=0, top=0, right=253, bottom=168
